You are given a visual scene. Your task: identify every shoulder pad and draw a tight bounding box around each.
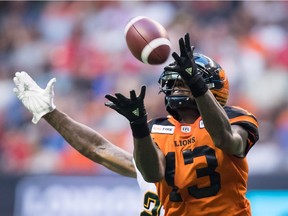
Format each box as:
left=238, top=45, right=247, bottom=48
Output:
left=224, top=106, right=252, bottom=118
left=224, top=106, right=259, bottom=152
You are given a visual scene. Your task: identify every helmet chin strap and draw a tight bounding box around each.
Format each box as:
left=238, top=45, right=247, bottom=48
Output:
left=166, top=95, right=196, bottom=110
left=165, top=95, right=197, bottom=121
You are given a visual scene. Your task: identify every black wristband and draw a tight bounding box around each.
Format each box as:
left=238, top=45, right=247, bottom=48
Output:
left=130, top=115, right=150, bottom=138
left=187, top=75, right=208, bottom=98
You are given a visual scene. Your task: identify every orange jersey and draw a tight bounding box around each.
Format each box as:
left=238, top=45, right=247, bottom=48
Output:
left=148, top=106, right=259, bottom=216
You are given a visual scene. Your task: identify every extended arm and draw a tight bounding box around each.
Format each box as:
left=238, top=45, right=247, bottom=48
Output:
left=13, top=71, right=136, bottom=177
left=43, top=109, right=136, bottom=177
left=105, top=86, right=166, bottom=182
left=166, top=33, right=248, bottom=157
left=133, top=135, right=165, bottom=182
left=195, top=91, right=248, bottom=157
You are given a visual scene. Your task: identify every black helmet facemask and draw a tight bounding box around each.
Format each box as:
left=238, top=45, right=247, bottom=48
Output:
left=158, top=69, right=196, bottom=120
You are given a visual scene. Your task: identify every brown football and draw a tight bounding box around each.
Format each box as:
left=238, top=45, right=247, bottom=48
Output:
left=124, top=16, right=171, bottom=65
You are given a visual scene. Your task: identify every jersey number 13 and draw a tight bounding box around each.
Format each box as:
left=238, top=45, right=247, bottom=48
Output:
left=165, top=145, right=221, bottom=201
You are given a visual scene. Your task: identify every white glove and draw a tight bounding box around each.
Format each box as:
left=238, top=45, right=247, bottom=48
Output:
left=13, top=71, right=56, bottom=124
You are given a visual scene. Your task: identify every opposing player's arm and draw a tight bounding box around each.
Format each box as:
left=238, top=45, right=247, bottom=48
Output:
left=13, top=71, right=136, bottom=177
left=195, top=90, right=248, bottom=157
left=43, top=109, right=136, bottom=177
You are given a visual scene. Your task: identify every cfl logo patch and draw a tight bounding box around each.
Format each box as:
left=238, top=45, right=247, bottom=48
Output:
left=181, top=126, right=191, bottom=133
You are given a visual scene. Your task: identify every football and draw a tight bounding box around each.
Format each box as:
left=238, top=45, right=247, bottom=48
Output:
left=124, top=16, right=171, bottom=65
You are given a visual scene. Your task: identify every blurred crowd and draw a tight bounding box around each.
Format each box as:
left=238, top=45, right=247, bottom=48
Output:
left=0, top=1, right=288, bottom=176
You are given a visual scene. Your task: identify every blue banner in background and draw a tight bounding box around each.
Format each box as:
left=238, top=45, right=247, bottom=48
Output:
left=5, top=175, right=288, bottom=216
left=247, top=190, right=288, bottom=216
left=14, top=175, right=141, bottom=216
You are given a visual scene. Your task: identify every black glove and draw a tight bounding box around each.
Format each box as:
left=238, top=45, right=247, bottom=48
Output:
left=164, top=33, right=208, bottom=97
left=105, top=85, right=150, bottom=138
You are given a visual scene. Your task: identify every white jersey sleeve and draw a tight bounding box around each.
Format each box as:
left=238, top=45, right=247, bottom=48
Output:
left=133, top=159, right=164, bottom=216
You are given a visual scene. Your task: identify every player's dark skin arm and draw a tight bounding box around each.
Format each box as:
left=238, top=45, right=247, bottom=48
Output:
left=43, top=109, right=136, bottom=177
left=104, top=86, right=166, bottom=183
left=195, top=90, right=248, bottom=157
left=133, top=136, right=166, bottom=183
left=169, top=33, right=249, bottom=158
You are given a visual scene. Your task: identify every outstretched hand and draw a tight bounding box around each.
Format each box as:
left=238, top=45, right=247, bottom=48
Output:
left=13, top=71, right=56, bottom=124
left=164, top=33, right=208, bottom=97
left=164, top=33, right=198, bottom=85
left=105, top=85, right=147, bottom=124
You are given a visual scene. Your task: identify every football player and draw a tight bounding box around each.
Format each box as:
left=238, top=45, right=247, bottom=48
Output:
left=105, top=33, right=259, bottom=216
left=13, top=71, right=164, bottom=216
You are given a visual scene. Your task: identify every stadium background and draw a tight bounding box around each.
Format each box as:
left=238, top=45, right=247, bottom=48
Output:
left=0, top=1, right=288, bottom=215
